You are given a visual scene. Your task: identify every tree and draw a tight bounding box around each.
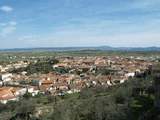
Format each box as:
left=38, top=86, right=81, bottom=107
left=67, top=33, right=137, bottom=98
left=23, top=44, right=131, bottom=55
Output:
left=14, top=100, right=36, bottom=120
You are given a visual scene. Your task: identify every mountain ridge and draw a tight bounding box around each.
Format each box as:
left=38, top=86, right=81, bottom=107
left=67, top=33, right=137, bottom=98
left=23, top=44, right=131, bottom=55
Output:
left=0, top=46, right=160, bottom=52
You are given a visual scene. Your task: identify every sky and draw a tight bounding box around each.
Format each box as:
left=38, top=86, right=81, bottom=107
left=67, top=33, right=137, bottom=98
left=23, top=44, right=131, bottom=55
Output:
left=0, top=0, right=160, bottom=48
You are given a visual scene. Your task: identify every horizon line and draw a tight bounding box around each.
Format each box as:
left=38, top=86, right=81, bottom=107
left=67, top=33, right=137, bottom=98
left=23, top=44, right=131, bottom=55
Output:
left=0, top=46, right=160, bottom=50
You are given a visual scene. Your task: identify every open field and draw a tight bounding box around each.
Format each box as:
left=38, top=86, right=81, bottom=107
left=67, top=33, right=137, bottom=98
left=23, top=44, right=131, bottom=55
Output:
left=0, top=50, right=160, bottom=62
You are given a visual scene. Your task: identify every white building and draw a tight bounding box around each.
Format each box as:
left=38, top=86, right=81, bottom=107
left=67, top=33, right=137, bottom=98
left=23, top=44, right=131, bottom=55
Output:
left=0, top=73, right=13, bottom=82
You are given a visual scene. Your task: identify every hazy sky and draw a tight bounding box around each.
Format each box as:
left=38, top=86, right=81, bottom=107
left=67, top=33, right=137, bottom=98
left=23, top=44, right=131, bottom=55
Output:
left=0, top=0, right=160, bottom=48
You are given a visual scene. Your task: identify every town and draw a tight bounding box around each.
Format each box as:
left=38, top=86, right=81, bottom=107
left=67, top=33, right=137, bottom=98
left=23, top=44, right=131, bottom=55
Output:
left=0, top=53, right=155, bottom=104
left=1, top=0, right=160, bottom=119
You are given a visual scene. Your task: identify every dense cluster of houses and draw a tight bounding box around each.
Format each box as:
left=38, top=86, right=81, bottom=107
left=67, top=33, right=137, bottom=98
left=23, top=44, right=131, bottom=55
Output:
left=0, top=55, right=153, bottom=104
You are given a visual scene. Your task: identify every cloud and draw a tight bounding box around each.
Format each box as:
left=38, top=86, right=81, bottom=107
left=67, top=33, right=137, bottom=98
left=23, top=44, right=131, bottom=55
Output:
left=0, top=5, right=13, bottom=12
left=18, top=35, right=37, bottom=42
left=0, top=23, right=7, bottom=26
left=0, top=21, right=17, bottom=37
left=0, top=26, right=16, bottom=37
left=9, top=21, right=17, bottom=26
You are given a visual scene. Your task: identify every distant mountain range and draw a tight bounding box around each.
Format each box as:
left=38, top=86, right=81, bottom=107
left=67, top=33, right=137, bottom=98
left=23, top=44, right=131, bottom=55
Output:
left=0, top=46, right=160, bottom=52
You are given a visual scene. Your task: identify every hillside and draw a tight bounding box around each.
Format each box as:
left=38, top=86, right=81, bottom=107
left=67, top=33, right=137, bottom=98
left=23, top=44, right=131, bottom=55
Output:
left=0, top=65, right=160, bottom=120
